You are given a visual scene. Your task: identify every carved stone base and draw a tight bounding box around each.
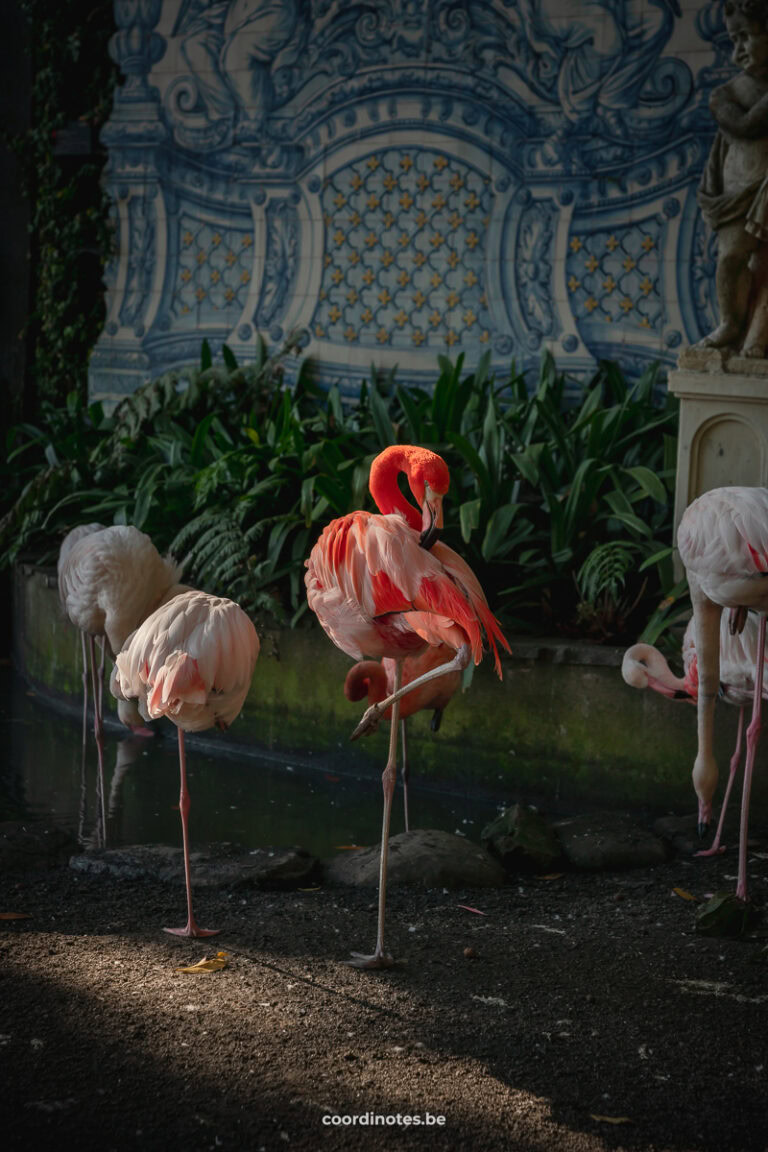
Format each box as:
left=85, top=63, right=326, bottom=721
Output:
left=668, top=363, right=768, bottom=575
left=677, top=346, right=768, bottom=377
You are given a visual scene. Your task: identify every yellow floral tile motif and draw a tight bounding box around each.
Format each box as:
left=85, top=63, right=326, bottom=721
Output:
left=313, top=147, right=492, bottom=349
left=174, top=216, right=254, bottom=320
left=565, top=220, right=662, bottom=331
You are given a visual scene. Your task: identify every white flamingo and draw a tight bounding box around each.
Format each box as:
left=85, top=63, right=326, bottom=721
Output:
left=58, top=524, right=185, bottom=841
left=677, top=486, right=768, bottom=902
left=622, top=610, right=768, bottom=856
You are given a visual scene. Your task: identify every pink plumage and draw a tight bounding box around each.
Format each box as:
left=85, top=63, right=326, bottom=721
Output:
left=305, top=444, right=508, bottom=968
left=305, top=511, right=507, bottom=673
left=114, top=590, right=260, bottom=733
left=113, top=590, right=260, bottom=938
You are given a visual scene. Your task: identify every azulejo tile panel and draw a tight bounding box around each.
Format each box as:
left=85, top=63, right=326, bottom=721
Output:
left=89, top=0, right=729, bottom=403
left=313, top=148, right=493, bottom=351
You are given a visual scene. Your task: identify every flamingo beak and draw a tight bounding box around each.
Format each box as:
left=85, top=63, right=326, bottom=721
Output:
left=419, top=485, right=444, bottom=549
left=698, top=799, right=712, bottom=839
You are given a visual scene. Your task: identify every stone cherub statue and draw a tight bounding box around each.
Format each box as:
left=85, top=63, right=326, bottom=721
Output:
left=697, top=0, right=768, bottom=358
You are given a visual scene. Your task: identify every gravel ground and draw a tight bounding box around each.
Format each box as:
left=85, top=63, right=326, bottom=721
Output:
left=2, top=842, right=768, bottom=1152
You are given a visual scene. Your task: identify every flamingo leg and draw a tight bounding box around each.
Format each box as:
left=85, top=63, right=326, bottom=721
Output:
left=690, top=588, right=722, bottom=837
left=350, top=644, right=470, bottom=741
left=348, top=660, right=402, bottom=969
left=88, top=635, right=107, bottom=849
left=401, top=719, right=410, bottom=834
left=696, top=707, right=744, bottom=858
left=164, top=728, right=221, bottom=938
left=97, top=636, right=105, bottom=725
left=80, top=631, right=89, bottom=750
left=736, top=613, right=765, bottom=902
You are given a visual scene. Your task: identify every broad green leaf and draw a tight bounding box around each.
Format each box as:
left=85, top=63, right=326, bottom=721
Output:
left=624, top=465, right=667, bottom=504
left=459, top=498, right=481, bottom=543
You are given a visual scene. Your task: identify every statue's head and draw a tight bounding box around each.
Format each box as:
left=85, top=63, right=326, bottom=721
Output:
left=725, top=0, right=768, bottom=78
left=725, top=0, right=768, bottom=30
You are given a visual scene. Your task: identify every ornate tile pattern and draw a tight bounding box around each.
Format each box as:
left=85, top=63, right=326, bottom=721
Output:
left=566, top=220, right=664, bottom=333
left=173, top=217, right=254, bottom=321
left=313, top=150, right=493, bottom=350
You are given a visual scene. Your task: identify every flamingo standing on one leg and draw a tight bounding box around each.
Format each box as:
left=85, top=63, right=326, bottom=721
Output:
left=622, top=610, right=768, bottom=855
left=344, top=644, right=461, bottom=832
left=305, top=444, right=510, bottom=968
left=112, top=589, right=260, bottom=937
left=677, top=486, right=768, bottom=904
left=58, top=524, right=184, bottom=841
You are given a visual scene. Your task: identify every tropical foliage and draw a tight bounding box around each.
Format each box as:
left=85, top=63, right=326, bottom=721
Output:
left=0, top=340, right=686, bottom=643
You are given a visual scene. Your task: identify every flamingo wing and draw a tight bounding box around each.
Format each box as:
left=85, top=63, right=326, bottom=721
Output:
left=306, top=511, right=509, bottom=672
left=679, top=487, right=768, bottom=577
left=115, top=591, right=260, bottom=732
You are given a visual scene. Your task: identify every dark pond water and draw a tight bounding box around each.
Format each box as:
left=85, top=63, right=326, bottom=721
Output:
left=0, top=662, right=500, bottom=859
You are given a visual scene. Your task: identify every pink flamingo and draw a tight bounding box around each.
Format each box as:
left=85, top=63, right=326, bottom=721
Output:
left=112, top=589, right=260, bottom=938
left=58, top=524, right=184, bottom=839
left=622, top=610, right=768, bottom=855
left=344, top=644, right=461, bottom=832
left=678, top=486, right=768, bottom=903
left=305, top=444, right=509, bottom=968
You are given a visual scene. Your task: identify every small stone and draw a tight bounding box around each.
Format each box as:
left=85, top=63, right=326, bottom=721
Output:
left=463, top=946, right=476, bottom=959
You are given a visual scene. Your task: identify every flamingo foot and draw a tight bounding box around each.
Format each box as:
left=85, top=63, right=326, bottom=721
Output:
left=350, top=704, right=383, bottom=741
left=164, top=920, right=221, bottom=938
left=346, top=950, right=395, bottom=970
left=695, top=844, right=727, bottom=858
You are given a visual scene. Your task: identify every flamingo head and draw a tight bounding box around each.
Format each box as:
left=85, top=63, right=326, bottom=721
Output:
left=369, top=446, right=449, bottom=548
left=621, top=644, right=694, bottom=701
left=692, top=753, right=717, bottom=838
left=407, top=450, right=449, bottom=549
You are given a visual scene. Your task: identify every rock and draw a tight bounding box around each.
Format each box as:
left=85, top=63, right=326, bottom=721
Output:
left=481, top=803, right=563, bottom=873
left=552, top=812, right=669, bottom=871
left=69, top=843, right=319, bottom=890
left=653, top=814, right=703, bottom=857
left=324, top=828, right=507, bottom=888
left=0, top=821, right=78, bottom=870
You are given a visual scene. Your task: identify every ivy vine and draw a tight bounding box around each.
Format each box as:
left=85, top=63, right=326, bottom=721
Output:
left=13, top=0, right=117, bottom=415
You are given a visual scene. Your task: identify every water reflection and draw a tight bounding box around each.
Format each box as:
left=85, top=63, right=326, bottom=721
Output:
left=0, top=664, right=492, bottom=859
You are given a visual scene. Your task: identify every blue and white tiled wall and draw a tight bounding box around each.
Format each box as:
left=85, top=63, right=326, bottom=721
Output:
left=89, top=0, right=729, bottom=401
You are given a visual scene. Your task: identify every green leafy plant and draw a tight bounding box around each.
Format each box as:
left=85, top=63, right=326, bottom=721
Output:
left=0, top=343, right=685, bottom=643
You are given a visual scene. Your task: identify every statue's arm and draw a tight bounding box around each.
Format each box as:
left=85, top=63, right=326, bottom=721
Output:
left=710, top=83, right=768, bottom=139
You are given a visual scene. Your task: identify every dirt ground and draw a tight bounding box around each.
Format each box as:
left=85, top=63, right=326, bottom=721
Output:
left=2, top=842, right=768, bottom=1152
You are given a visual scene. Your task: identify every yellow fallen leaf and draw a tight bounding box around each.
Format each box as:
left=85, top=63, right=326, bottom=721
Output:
left=0, top=912, right=31, bottom=920
left=175, top=951, right=229, bottom=974
left=590, top=1115, right=632, bottom=1125
left=672, top=887, right=698, bottom=902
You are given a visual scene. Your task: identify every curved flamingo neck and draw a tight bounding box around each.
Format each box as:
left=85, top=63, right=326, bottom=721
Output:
left=624, top=644, right=693, bottom=699
left=344, top=661, right=388, bottom=704
left=369, top=446, right=422, bottom=530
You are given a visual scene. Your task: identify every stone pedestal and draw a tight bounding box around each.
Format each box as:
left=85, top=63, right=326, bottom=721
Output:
left=669, top=348, right=768, bottom=574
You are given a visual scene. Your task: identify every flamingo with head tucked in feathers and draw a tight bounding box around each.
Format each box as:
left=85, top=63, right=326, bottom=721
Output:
left=677, top=486, right=768, bottom=903
left=344, top=644, right=461, bottom=832
left=305, top=444, right=510, bottom=968
left=622, top=610, right=768, bottom=856
left=57, top=524, right=185, bottom=839
left=112, top=589, right=260, bottom=938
